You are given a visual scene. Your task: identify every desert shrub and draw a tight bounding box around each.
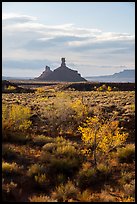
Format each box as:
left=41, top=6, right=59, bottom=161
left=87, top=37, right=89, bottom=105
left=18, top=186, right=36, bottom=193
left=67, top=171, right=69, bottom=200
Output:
left=99, top=190, right=116, bottom=202
left=42, top=136, right=80, bottom=159
left=95, top=84, right=112, bottom=92
left=51, top=180, right=78, bottom=202
left=56, top=173, right=67, bottom=184
left=2, top=161, right=21, bottom=175
left=48, top=157, right=81, bottom=177
left=6, top=85, right=16, bottom=91
left=77, top=162, right=111, bottom=190
left=42, top=142, right=57, bottom=153
left=29, top=195, right=57, bottom=202
left=77, top=168, right=97, bottom=189
left=97, top=84, right=107, bottom=92
left=34, top=173, right=49, bottom=187
left=41, top=136, right=82, bottom=177
left=2, top=180, right=17, bottom=193
left=40, top=93, right=88, bottom=136
left=79, top=116, right=128, bottom=167
left=27, top=164, right=46, bottom=177
left=120, top=171, right=135, bottom=185
left=28, top=164, right=49, bottom=188
left=107, top=86, right=112, bottom=91
left=32, top=135, right=55, bottom=146
left=97, top=163, right=111, bottom=178
left=123, top=179, right=135, bottom=198
left=122, top=196, right=135, bottom=202
left=2, top=145, right=17, bottom=160
left=117, top=144, right=135, bottom=163
left=2, top=104, right=32, bottom=140
left=35, top=87, right=46, bottom=94
left=77, top=189, right=92, bottom=202
left=2, top=180, right=18, bottom=202
left=56, top=145, right=78, bottom=158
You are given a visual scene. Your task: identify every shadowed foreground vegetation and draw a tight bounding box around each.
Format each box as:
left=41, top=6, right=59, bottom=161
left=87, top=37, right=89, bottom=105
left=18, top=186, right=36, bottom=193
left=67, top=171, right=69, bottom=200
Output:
left=2, top=82, right=135, bottom=202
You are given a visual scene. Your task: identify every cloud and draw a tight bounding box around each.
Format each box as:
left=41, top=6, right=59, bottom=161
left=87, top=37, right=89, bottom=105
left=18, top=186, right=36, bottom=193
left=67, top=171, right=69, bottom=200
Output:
left=2, top=13, right=37, bottom=23
left=2, top=12, right=135, bottom=76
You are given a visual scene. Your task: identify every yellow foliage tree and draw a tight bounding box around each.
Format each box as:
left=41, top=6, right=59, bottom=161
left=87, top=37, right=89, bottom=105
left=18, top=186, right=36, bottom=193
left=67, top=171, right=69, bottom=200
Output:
left=79, top=116, right=128, bottom=167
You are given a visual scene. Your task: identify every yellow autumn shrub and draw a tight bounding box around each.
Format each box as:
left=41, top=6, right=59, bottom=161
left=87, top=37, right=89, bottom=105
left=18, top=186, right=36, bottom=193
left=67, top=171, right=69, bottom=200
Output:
left=2, top=104, right=32, bottom=137
left=79, top=116, right=128, bottom=165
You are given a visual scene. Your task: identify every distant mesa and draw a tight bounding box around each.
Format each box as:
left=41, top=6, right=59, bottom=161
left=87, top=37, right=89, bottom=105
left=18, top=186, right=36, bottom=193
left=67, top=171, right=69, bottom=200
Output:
left=35, top=58, right=86, bottom=82
left=85, top=69, right=135, bottom=83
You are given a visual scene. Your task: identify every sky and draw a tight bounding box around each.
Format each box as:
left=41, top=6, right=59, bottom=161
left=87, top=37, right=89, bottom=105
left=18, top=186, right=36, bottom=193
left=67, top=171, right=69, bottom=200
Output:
left=2, top=2, right=135, bottom=77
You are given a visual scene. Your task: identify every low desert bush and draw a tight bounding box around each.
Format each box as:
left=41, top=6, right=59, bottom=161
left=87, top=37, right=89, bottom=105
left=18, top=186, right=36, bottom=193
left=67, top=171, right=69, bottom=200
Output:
left=42, top=142, right=57, bottom=153
left=123, top=179, right=135, bottom=198
left=42, top=136, right=79, bottom=157
left=40, top=93, right=88, bottom=136
left=33, top=135, right=55, bottom=146
left=35, top=87, right=46, bottom=94
left=97, top=163, right=111, bottom=178
left=34, top=173, right=49, bottom=187
left=28, top=164, right=49, bottom=188
left=56, top=145, right=78, bottom=158
left=51, top=180, right=78, bottom=202
left=2, top=145, right=17, bottom=160
left=48, top=157, right=80, bottom=176
left=120, top=171, right=135, bottom=185
left=99, top=190, right=116, bottom=202
left=2, top=161, right=21, bottom=175
left=2, top=180, right=18, bottom=202
left=2, top=180, right=17, bottom=192
left=77, top=163, right=111, bottom=190
left=6, top=85, right=16, bottom=91
left=77, top=189, right=92, bottom=202
left=122, top=196, right=135, bottom=202
left=117, top=144, right=135, bottom=163
left=56, top=173, right=67, bottom=184
left=27, top=164, right=46, bottom=177
left=41, top=137, right=82, bottom=177
left=29, top=195, right=57, bottom=202
left=77, top=168, right=97, bottom=189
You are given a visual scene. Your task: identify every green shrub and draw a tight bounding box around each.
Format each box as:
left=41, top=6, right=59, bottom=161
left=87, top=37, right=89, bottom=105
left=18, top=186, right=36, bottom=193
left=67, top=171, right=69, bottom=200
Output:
left=117, top=144, right=135, bottom=163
